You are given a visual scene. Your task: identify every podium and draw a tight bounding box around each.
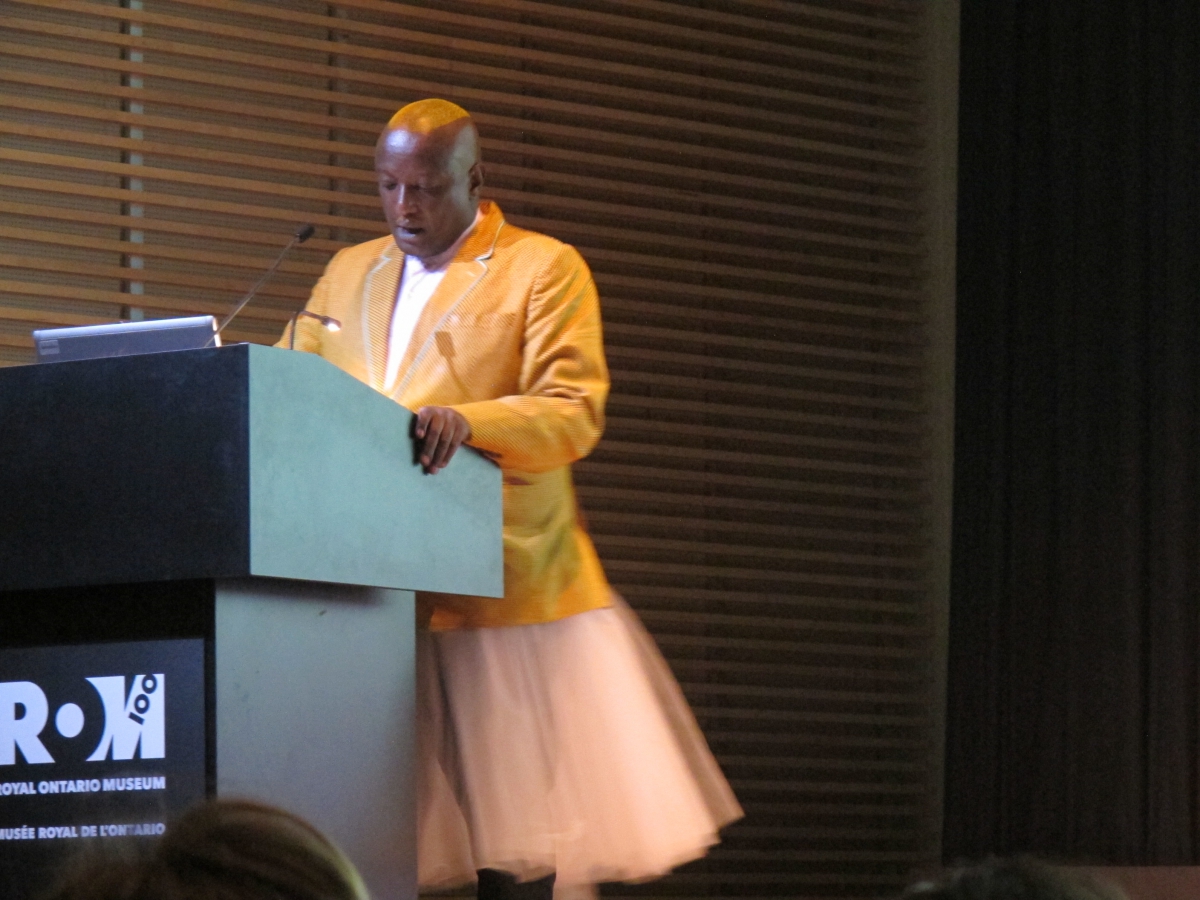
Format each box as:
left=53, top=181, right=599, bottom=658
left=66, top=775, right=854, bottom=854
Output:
left=0, top=345, right=503, bottom=900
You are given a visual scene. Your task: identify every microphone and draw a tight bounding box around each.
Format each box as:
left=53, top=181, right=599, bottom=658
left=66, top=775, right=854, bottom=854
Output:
left=288, top=310, right=341, bottom=350
left=214, top=224, right=315, bottom=340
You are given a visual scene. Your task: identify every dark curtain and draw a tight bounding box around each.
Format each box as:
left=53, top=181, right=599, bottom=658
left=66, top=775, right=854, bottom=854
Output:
left=947, top=1, right=1200, bottom=864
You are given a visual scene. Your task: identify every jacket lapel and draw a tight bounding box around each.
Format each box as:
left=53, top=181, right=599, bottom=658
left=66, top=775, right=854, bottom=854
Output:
left=361, top=241, right=402, bottom=391
left=388, top=202, right=505, bottom=400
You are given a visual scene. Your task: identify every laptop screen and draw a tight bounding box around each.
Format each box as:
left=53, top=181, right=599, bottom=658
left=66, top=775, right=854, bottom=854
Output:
left=33, top=316, right=221, bottom=364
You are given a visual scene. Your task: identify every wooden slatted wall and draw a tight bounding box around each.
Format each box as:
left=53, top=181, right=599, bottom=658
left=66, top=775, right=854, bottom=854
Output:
left=0, top=1, right=940, bottom=897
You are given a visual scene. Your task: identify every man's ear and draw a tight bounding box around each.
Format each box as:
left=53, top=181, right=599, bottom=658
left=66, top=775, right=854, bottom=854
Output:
left=468, top=162, right=485, bottom=200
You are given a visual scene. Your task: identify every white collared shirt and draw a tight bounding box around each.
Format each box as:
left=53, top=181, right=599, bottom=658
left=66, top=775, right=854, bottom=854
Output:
left=384, top=209, right=482, bottom=392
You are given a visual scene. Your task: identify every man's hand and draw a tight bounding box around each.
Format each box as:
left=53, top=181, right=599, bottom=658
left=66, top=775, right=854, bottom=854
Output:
left=414, top=406, right=472, bottom=474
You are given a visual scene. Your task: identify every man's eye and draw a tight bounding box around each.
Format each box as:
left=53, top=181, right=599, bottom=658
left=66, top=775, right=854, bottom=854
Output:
left=381, top=182, right=397, bottom=191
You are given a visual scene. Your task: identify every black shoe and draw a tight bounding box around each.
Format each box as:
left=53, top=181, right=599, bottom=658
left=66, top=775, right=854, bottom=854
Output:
left=477, top=869, right=556, bottom=900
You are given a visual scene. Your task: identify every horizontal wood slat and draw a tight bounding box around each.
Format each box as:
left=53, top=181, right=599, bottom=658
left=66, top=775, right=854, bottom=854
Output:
left=13, top=0, right=924, bottom=104
left=0, top=0, right=938, bottom=896
left=0, top=17, right=921, bottom=168
left=0, top=73, right=916, bottom=207
left=320, top=0, right=924, bottom=93
left=2, top=88, right=924, bottom=225
left=0, top=46, right=922, bottom=189
left=577, top=487, right=922, bottom=525
left=606, top=412, right=919, bottom=449
left=587, top=512, right=925, bottom=546
left=2, top=149, right=920, bottom=262
left=4, top=135, right=922, bottom=246
left=2, top=121, right=922, bottom=232
left=15, top=0, right=923, bottom=145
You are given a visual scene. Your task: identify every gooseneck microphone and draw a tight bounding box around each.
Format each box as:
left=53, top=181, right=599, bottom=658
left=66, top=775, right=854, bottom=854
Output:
left=214, top=223, right=315, bottom=339
left=288, top=309, right=342, bottom=350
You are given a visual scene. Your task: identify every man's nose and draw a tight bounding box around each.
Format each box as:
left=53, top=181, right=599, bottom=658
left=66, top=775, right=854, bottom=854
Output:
left=394, top=185, right=419, bottom=214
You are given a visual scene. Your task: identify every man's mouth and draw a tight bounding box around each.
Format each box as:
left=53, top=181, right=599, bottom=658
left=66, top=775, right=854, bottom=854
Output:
left=397, top=225, right=424, bottom=239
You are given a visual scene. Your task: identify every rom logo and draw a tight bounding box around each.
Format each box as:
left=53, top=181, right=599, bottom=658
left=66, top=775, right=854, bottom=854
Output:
left=0, top=675, right=165, bottom=765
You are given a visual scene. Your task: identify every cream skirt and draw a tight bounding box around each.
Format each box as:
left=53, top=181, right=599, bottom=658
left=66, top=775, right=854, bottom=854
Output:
left=416, top=596, right=743, bottom=891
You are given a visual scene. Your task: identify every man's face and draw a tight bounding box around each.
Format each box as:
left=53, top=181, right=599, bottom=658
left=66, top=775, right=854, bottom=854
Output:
left=375, top=125, right=482, bottom=261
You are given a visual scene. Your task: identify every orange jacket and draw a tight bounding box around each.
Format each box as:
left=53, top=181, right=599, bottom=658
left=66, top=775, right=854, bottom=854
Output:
left=280, top=201, right=612, bottom=629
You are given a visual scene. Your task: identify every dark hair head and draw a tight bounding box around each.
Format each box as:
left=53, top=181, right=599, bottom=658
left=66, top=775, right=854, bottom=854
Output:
left=900, top=858, right=1126, bottom=900
left=45, top=799, right=368, bottom=900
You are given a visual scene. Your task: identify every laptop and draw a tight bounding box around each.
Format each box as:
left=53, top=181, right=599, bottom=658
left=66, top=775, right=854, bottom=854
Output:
left=33, top=316, right=221, bottom=364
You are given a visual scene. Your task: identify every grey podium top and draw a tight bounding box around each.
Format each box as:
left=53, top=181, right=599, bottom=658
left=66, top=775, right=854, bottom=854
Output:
left=0, top=344, right=503, bottom=596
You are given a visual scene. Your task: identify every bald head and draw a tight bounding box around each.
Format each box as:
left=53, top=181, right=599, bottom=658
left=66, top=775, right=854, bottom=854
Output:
left=375, top=99, right=484, bottom=261
left=379, top=99, right=480, bottom=178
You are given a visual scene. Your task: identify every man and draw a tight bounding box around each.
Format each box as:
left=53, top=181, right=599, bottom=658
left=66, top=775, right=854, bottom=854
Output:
left=283, top=99, right=740, bottom=900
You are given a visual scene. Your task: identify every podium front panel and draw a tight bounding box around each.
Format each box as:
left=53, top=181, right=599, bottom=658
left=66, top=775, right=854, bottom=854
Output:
left=0, top=578, right=416, bottom=900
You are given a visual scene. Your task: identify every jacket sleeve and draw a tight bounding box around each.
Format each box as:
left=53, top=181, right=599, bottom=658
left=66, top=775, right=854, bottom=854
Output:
left=451, top=243, right=609, bottom=473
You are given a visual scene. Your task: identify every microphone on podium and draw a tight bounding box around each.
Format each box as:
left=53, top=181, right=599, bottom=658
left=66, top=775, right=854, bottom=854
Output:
left=213, top=224, right=315, bottom=341
left=288, top=310, right=342, bottom=350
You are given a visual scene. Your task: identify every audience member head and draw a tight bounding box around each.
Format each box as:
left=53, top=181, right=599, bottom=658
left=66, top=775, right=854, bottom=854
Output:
left=899, top=858, right=1126, bottom=900
left=45, top=798, right=368, bottom=900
